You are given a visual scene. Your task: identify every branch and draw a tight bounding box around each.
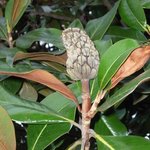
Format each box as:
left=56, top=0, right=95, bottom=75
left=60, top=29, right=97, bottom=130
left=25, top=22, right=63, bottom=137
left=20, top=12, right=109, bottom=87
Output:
left=88, top=90, right=107, bottom=118
left=31, top=12, right=73, bottom=21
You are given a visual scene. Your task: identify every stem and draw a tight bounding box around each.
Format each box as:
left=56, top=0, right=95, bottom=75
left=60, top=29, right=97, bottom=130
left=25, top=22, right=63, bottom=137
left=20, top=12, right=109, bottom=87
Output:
left=8, top=32, right=13, bottom=48
left=81, top=79, right=91, bottom=150
left=88, top=90, right=106, bottom=118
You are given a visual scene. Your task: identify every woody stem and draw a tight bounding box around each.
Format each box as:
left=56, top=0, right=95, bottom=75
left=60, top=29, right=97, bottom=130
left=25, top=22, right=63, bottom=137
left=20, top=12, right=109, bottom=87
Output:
left=81, top=79, right=91, bottom=150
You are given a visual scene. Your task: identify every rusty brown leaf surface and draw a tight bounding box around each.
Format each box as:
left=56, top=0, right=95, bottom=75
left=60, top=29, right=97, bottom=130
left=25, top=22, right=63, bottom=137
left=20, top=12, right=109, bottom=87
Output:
left=111, top=45, right=150, bottom=89
left=0, top=106, right=16, bottom=150
left=11, top=0, right=30, bottom=28
left=14, top=52, right=67, bottom=65
left=0, top=69, right=79, bottom=108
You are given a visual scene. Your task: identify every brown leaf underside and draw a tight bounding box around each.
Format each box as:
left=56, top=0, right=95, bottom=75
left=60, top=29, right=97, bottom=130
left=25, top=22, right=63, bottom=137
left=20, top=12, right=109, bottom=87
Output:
left=111, top=45, right=150, bottom=89
left=14, top=52, right=67, bottom=65
left=0, top=69, right=79, bottom=108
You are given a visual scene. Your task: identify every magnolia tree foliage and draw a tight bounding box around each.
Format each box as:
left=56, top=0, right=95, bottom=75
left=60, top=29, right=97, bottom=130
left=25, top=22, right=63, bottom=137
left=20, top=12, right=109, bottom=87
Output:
left=0, top=0, right=150, bottom=150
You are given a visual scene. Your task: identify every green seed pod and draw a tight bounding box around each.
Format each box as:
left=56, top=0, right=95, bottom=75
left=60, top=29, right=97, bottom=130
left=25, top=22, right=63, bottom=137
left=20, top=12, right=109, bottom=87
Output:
left=62, top=28, right=100, bottom=80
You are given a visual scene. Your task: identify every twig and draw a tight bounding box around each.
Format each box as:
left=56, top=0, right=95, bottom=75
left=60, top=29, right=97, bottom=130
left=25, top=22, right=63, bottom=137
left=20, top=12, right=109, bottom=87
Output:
left=8, top=32, right=13, bottom=48
left=31, top=12, right=73, bottom=21
left=88, top=90, right=107, bottom=118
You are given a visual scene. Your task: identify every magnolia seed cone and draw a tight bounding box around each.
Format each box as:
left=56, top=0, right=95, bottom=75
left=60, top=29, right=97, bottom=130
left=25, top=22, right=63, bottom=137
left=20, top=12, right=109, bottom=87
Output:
left=62, top=28, right=100, bottom=80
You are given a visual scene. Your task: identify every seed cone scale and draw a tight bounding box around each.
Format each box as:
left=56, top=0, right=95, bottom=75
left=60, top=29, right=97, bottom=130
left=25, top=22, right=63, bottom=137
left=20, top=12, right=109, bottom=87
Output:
left=62, top=28, right=100, bottom=80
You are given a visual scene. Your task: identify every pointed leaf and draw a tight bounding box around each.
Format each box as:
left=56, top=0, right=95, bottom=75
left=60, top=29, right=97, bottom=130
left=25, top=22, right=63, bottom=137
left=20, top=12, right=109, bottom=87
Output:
left=0, top=17, right=7, bottom=40
left=69, top=19, right=84, bottom=29
left=19, top=82, right=38, bottom=101
left=95, top=114, right=127, bottom=136
left=5, top=0, right=31, bottom=31
left=14, top=52, right=67, bottom=65
left=140, top=0, right=150, bottom=8
left=0, top=106, right=16, bottom=150
left=96, top=135, right=150, bottom=150
left=27, top=123, right=70, bottom=150
left=99, top=69, right=150, bottom=112
left=111, top=45, right=150, bottom=89
left=119, top=0, right=147, bottom=31
left=27, top=83, right=81, bottom=150
left=94, top=39, right=112, bottom=56
left=98, top=39, right=139, bottom=90
left=0, top=69, right=79, bottom=107
left=85, top=1, right=120, bottom=40
left=16, top=28, right=64, bottom=51
left=106, top=26, right=147, bottom=42
left=0, top=84, right=70, bottom=123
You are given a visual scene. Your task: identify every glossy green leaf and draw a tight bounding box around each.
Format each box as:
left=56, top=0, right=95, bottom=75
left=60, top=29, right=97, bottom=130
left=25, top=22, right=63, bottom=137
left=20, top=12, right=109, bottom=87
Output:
left=27, top=123, right=70, bottom=150
left=94, top=39, right=112, bottom=56
left=85, top=1, right=120, bottom=40
left=0, top=106, right=16, bottom=150
left=5, top=0, right=31, bottom=31
left=99, top=69, right=150, bottom=112
left=140, top=0, right=150, bottom=8
left=2, top=77, right=22, bottom=94
left=0, top=84, right=71, bottom=123
left=0, top=47, right=22, bottom=67
left=0, top=62, right=79, bottom=106
left=119, top=0, right=147, bottom=31
left=27, top=83, right=81, bottom=150
left=0, top=60, right=32, bottom=72
left=94, top=114, right=127, bottom=136
left=0, top=17, right=7, bottom=40
left=69, top=18, right=84, bottom=29
left=98, top=39, right=139, bottom=90
left=16, top=28, right=64, bottom=51
left=96, top=135, right=150, bottom=150
left=106, top=26, right=147, bottom=42
left=0, top=47, right=20, bottom=59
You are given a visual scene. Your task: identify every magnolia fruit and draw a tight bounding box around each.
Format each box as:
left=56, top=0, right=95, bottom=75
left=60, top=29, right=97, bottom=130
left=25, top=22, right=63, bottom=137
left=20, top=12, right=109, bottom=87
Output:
left=62, top=28, right=100, bottom=80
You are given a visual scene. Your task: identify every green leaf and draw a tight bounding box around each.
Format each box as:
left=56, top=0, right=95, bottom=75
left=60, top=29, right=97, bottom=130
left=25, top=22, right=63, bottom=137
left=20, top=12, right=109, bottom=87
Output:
left=27, top=83, right=81, bottom=150
left=96, top=135, right=150, bottom=150
left=0, top=60, right=32, bottom=72
left=94, top=39, right=112, bottom=56
left=0, top=17, right=7, bottom=40
left=5, top=0, right=31, bottom=31
left=0, top=61, right=80, bottom=106
left=94, top=114, right=127, bottom=136
left=106, top=26, right=147, bottom=42
left=0, top=83, right=80, bottom=149
left=16, top=28, right=64, bottom=52
left=69, top=18, right=84, bottom=29
left=0, top=105, right=16, bottom=150
left=140, top=0, right=150, bottom=8
left=119, top=0, right=147, bottom=31
left=85, top=1, right=120, bottom=40
left=0, top=47, right=20, bottom=59
left=2, top=77, right=22, bottom=94
left=27, top=123, right=70, bottom=150
left=0, top=84, right=71, bottom=123
left=98, top=39, right=139, bottom=90
left=19, top=82, right=38, bottom=101
left=99, top=69, right=150, bottom=112
left=0, top=47, right=22, bottom=67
